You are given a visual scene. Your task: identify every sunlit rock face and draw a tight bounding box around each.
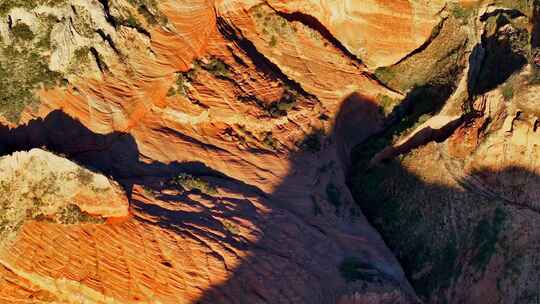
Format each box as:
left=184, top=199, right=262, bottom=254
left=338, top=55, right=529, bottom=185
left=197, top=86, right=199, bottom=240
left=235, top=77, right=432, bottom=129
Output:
left=1, top=0, right=539, bottom=303
left=0, top=148, right=128, bottom=242
left=263, top=0, right=447, bottom=69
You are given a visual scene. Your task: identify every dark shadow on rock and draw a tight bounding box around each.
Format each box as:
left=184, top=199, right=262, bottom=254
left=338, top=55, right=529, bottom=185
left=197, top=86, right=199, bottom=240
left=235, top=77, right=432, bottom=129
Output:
left=0, top=80, right=466, bottom=304
left=0, top=110, right=262, bottom=198
left=192, top=93, right=421, bottom=303
left=193, top=85, right=539, bottom=304
left=344, top=83, right=540, bottom=303
left=349, top=82, right=455, bottom=175
left=0, top=89, right=536, bottom=303
left=468, top=10, right=529, bottom=97
left=334, top=93, right=384, bottom=173
left=0, top=104, right=414, bottom=303
left=349, top=147, right=540, bottom=303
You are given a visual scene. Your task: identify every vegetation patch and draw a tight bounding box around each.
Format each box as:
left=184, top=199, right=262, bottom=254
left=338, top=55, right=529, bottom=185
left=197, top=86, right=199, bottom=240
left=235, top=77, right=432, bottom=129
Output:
left=472, top=12, right=529, bottom=95
left=268, top=87, right=297, bottom=117
left=11, top=23, right=35, bottom=41
left=374, top=67, right=396, bottom=84
left=251, top=4, right=298, bottom=47
left=376, top=94, right=399, bottom=115
left=125, top=0, right=168, bottom=26
left=0, top=6, right=71, bottom=123
left=223, top=220, right=239, bottom=235
left=167, top=68, right=197, bottom=97
left=501, top=83, right=514, bottom=100
left=0, top=46, right=63, bottom=122
left=348, top=82, right=475, bottom=300
left=171, top=173, right=217, bottom=195
left=75, top=167, right=94, bottom=185
left=199, top=58, right=230, bottom=79
left=56, top=204, right=105, bottom=224
left=0, top=0, right=66, bottom=16
left=471, top=207, right=507, bottom=271
left=261, top=132, right=278, bottom=150
left=450, top=4, right=474, bottom=23
left=373, top=17, right=467, bottom=94
left=298, top=131, right=322, bottom=153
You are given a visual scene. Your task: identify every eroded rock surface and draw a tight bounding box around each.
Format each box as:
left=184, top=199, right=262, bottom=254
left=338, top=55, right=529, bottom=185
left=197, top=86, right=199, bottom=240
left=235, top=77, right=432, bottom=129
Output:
left=1, top=0, right=539, bottom=303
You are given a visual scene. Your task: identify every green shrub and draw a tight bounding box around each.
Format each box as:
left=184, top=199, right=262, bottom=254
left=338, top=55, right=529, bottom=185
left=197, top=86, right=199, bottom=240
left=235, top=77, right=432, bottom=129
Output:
left=266, top=86, right=298, bottom=117
left=311, top=196, right=323, bottom=216
left=451, top=4, right=472, bottom=22
left=175, top=69, right=196, bottom=96
left=374, top=67, right=396, bottom=83
left=376, top=94, right=398, bottom=114
left=501, top=83, right=514, bottom=101
left=269, top=35, right=277, bottom=47
left=0, top=46, right=63, bottom=123
left=199, top=58, right=229, bottom=78
left=75, top=168, right=93, bottom=185
left=299, top=132, right=322, bottom=152
left=471, top=207, right=507, bottom=271
left=166, top=87, right=176, bottom=96
left=172, top=173, right=217, bottom=195
left=74, top=47, right=90, bottom=63
left=262, top=132, right=278, bottom=150
left=126, top=0, right=167, bottom=26
left=138, top=5, right=157, bottom=25
left=223, top=221, right=239, bottom=234
left=56, top=204, right=105, bottom=224
left=126, top=14, right=142, bottom=29
left=12, top=23, right=34, bottom=41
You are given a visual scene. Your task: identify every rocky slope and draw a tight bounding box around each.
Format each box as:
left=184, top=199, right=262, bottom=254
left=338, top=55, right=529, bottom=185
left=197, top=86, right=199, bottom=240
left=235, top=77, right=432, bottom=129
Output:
left=0, top=0, right=538, bottom=303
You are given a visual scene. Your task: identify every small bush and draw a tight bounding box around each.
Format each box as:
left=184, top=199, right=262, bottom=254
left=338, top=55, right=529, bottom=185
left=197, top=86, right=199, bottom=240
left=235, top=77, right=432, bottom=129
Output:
left=126, top=0, right=168, bottom=26
left=471, top=207, right=507, bottom=271
left=12, top=23, right=34, bottom=41
left=299, top=132, right=322, bottom=153
left=56, top=204, right=105, bottom=224
left=175, top=71, right=194, bottom=96
left=223, top=221, right=239, bottom=234
left=199, top=58, right=230, bottom=78
left=374, top=67, right=396, bottom=83
left=266, top=87, right=298, bottom=117
left=269, top=35, right=277, bottom=47
left=376, top=94, right=398, bottom=114
left=138, top=5, right=157, bottom=25
left=172, top=173, right=217, bottom=195
left=75, top=168, right=93, bottom=185
left=451, top=5, right=472, bottom=22
left=501, top=83, right=514, bottom=101
left=74, top=47, right=90, bottom=63
left=126, top=14, right=142, bottom=29
left=262, top=132, right=278, bottom=150
left=166, top=87, right=176, bottom=97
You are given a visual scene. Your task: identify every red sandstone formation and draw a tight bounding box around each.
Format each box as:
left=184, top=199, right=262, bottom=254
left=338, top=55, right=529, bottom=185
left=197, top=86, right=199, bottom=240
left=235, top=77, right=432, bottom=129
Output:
left=1, top=0, right=539, bottom=303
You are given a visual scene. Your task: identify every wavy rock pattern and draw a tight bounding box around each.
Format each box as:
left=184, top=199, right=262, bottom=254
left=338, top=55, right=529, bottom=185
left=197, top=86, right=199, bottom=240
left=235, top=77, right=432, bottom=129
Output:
left=0, top=0, right=426, bottom=303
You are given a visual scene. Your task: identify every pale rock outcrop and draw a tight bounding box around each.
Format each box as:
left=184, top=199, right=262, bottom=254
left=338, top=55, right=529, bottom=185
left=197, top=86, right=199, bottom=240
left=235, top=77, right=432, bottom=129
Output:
left=263, top=0, right=447, bottom=68
left=0, top=149, right=128, bottom=244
